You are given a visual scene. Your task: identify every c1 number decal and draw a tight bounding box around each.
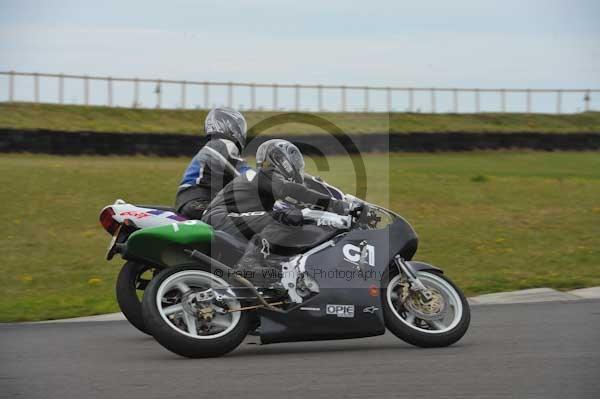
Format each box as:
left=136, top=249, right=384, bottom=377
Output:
left=342, top=243, right=375, bottom=267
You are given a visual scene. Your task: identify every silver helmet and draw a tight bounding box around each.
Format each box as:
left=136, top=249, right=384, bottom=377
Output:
left=204, top=107, right=247, bottom=151
left=256, top=139, right=305, bottom=183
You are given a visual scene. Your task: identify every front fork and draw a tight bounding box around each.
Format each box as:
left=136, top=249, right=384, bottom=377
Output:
left=393, top=255, right=433, bottom=301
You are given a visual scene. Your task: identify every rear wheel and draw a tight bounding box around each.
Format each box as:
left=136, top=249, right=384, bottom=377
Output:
left=383, top=269, right=470, bottom=347
left=142, top=264, right=250, bottom=358
left=116, top=261, right=158, bottom=335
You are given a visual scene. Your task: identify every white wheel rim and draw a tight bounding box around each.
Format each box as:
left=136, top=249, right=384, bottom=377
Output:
left=386, top=272, right=463, bottom=334
left=156, top=270, right=241, bottom=340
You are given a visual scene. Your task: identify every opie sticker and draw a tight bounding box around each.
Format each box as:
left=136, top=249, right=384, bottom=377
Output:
left=326, top=304, right=355, bottom=318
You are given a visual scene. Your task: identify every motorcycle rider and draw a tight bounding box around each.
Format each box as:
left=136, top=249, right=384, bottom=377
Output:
left=202, top=139, right=349, bottom=286
left=175, top=107, right=251, bottom=219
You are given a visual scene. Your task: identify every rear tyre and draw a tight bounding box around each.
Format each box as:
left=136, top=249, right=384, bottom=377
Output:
left=142, top=264, right=250, bottom=358
left=116, top=261, right=156, bottom=335
left=383, top=269, right=470, bottom=348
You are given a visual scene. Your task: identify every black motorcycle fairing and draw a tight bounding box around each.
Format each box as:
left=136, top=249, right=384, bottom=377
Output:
left=259, top=220, right=417, bottom=344
left=405, top=261, right=443, bottom=274
left=386, top=215, right=419, bottom=261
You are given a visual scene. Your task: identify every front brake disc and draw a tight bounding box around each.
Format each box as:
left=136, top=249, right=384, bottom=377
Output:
left=404, top=287, right=448, bottom=321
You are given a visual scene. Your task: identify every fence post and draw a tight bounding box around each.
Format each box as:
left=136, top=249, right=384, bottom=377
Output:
left=583, top=90, right=591, bottom=112
left=133, top=78, right=139, bottom=108
left=203, top=82, right=209, bottom=109
left=107, top=76, right=113, bottom=107
left=294, top=84, right=300, bottom=111
left=363, top=86, right=369, bottom=112
left=155, top=79, right=161, bottom=109
left=227, top=82, right=233, bottom=108
left=8, top=71, right=15, bottom=102
left=386, top=87, right=392, bottom=112
left=59, top=73, right=64, bottom=104
left=318, top=85, right=323, bottom=112
left=430, top=88, right=436, bottom=113
left=341, top=86, right=346, bottom=112
left=84, top=75, right=89, bottom=105
left=556, top=90, right=562, bottom=114
left=501, top=89, right=506, bottom=113
left=250, top=83, right=256, bottom=110
left=475, top=89, right=480, bottom=113
left=408, top=89, right=414, bottom=112
left=34, top=73, right=39, bottom=103
left=272, top=84, right=278, bottom=111
left=453, top=89, right=458, bottom=113
left=526, top=89, right=531, bottom=113
left=181, top=81, right=187, bottom=109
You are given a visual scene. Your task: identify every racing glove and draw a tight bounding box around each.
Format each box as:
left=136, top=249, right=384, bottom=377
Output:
left=328, top=199, right=350, bottom=216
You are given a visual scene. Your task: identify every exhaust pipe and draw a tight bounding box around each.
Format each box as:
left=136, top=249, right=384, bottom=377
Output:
left=184, top=249, right=285, bottom=313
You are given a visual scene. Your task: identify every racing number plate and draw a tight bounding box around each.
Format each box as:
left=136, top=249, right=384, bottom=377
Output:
left=105, top=224, right=123, bottom=260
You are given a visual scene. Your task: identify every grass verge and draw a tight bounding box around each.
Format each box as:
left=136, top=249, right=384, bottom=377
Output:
left=1, top=152, right=599, bottom=321
left=1, top=103, right=600, bottom=135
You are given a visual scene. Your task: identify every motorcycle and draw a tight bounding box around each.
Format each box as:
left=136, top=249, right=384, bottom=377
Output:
left=133, top=183, right=471, bottom=358
left=98, top=176, right=343, bottom=335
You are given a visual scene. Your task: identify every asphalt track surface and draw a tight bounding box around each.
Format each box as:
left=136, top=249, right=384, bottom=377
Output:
left=2, top=300, right=599, bottom=399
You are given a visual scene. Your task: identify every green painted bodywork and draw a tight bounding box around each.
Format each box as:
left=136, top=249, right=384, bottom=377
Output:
left=124, top=221, right=214, bottom=268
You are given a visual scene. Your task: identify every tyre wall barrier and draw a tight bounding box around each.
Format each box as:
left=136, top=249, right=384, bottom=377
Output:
left=1, top=129, right=599, bottom=156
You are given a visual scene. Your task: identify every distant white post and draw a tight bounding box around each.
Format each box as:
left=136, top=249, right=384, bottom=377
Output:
left=203, top=82, right=209, bottom=109
left=8, top=70, right=15, bottom=102
left=59, top=73, right=64, bottom=104
left=107, top=76, right=113, bottom=107
left=453, top=89, right=458, bottom=113
left=526, top=89, right=531, bottom=113
left=584, top=90, right=591, bottom=112
left=408, top=89, right=414, bottom=112
left=181, top=81, right=187, bottom=109
left=556, top=90, right=562, bottom=114
left=341, top=86, right=346, bottom=112
left=133, top=78, right=139, bottom=108
left=34, top=73, right=40, bottom=103
left=363, top=86, right=369, bottom=112
left=386, top=87, right=392, bottom=112
left=318, top=85, right=323, bottom=112
left=272, top=83, right=278, bottom=110
left=430, top=88, right=436, bottom=113
left=501, top=89, right=506, bottom=113
left=227, top=82, right=233, bottom=108
left=250, top=83, right=256, bottom=110
left=294, top=84, right=300, bottom=111
left=83, top=76, right=89, bottom=105
left=475, top=89, right=480, bottom=113
left=155, top=79, right=161, bottom=109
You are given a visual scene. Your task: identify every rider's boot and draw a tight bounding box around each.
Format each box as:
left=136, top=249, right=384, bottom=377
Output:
left=234, top=236, right=284, bottom=289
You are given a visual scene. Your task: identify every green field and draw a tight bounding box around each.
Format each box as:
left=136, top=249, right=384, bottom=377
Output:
left=2, top=103, right=600, bottom=135
left=1, top=152, right=599, bottom=322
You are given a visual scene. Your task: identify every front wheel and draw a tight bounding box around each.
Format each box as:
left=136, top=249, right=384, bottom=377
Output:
left=383, top=270, right=470, bottom=347
left=142, top=264, right=251, bottom=358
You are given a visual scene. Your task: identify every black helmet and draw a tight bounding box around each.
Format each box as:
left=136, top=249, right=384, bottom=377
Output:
left=256, top=139, right=305, bottom=183
left=204, top=107, right=247, bottom=151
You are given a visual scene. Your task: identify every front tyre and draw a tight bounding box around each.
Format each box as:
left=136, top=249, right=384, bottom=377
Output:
left=142, top=264, right=250, bottom=358
left=383, top=270, right=470, bottom=348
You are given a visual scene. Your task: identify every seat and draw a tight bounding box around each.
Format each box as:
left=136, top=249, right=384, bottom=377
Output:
left=134, top=204, right=178, bottom=213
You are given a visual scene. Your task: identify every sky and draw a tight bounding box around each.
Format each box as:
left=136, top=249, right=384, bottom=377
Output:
left=1, top=0, right=599, bottom=112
